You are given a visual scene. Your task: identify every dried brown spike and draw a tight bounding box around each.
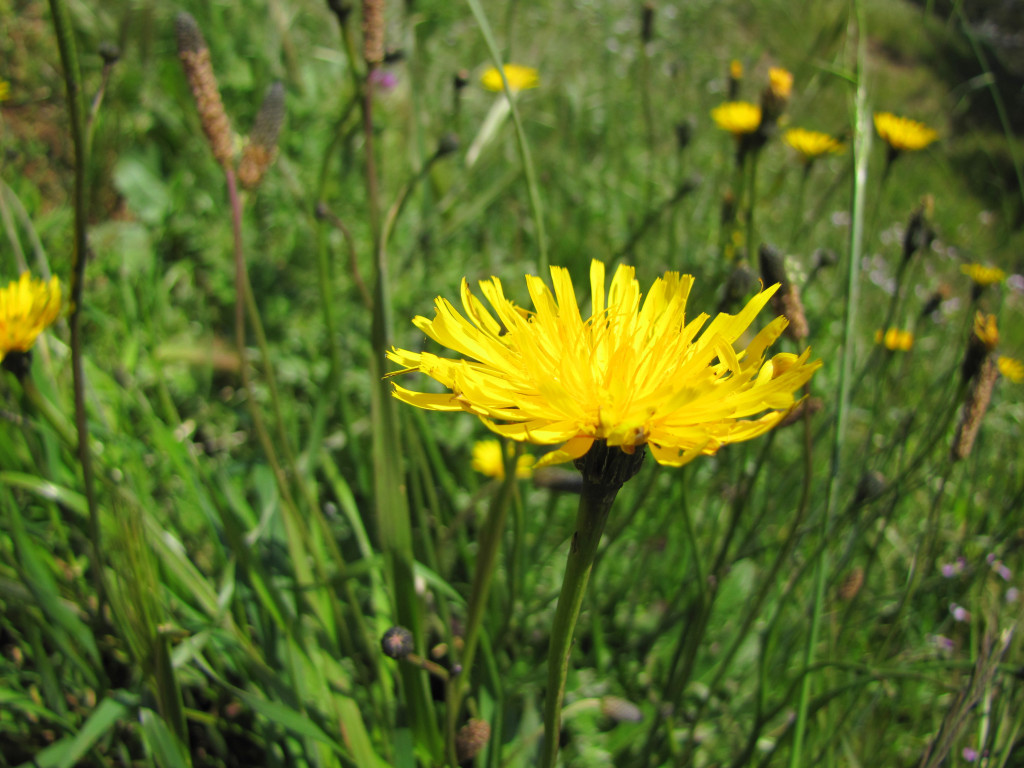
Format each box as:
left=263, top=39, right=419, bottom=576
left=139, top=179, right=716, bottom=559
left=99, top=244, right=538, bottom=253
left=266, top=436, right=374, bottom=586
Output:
left=362, top=0, right=385, bottom=66
left=759, top=244, right=809, bottom=340
left=455, top=719, right=491, bottom=764
left=239, top=82, right=285, bottom=189
left=838, top=567, right=864, bottom=601
left=176, top=13, right=234, bottom=169
left=951, top=357, right=999, bottom=461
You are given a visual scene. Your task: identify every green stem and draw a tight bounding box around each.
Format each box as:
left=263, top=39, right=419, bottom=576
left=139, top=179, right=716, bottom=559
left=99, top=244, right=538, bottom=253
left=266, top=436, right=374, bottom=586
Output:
left=48, top=0, right=106, bottom=630
left=540, top=443, right=644, bottom=768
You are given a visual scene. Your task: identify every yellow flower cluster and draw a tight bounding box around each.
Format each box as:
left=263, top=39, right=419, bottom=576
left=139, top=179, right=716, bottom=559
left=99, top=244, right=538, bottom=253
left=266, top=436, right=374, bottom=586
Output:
left=0, top=273, right=62, bottom=365
left=388, top=260, right=821, bottom=468
left=873, top=112, right=938, bottom=152
left=480, top=64, right=539, bottom=94
left=783, top=128, right=845, bottom=161
left=874, top=327, right=914, bottom=352
left=973, top=312, right=999, bottom=349
left=960, top=263, right=1006, bottom=287
left=997, top=356, right=1024, bottom=384
left=711, top=101, right=762, bottom=137
left=471, top=440, right=535, bottom=480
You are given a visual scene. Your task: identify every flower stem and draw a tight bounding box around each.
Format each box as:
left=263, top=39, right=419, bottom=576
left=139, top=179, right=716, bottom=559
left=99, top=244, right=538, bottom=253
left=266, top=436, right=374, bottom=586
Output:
left=541, top=443, right=644, bottom=768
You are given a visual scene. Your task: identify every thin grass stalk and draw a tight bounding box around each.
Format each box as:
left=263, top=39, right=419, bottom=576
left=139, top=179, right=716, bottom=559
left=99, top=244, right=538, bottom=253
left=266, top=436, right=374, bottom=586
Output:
left=47, top=0, right=106, bottom=623
left=465, top=0, right=548, bottom=273
left=790, top=6, right=870, bottom=765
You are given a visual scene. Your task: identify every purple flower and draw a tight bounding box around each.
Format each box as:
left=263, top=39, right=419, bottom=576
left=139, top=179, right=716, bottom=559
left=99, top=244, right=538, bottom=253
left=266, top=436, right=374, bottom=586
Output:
left=962, top=746, right=979, bottom=761
left=950, top=603, right=970, bottom=623
left=928, top=634, right=954, bottom=653
left=941, top=563, right=958, bottom=578
left=369, top=69, right=399, bottom=91
left=994, top=562, right=1012, bottom=581
left=1008, top=587, right=1020, bottom=604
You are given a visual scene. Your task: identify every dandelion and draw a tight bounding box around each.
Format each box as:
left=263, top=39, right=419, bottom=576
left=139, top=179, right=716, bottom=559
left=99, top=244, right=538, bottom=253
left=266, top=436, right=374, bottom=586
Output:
left=0, top=273, right=62, bottom=370
left=783, top=128, right=845, bottom=162
left=873, top=112, right=938, bottom=153
left=960, top=263, right=1006, bottom=287
left=471, top=439, right=535, bottom=480
left=388, top=260, right=821, bottom=468
left=997, top=356, right=1024, bottom=383
left=480, top=64, right=539, bottom=94
left=711, top=101, right=762, bottom=137
left=874, top=327, right=914, bottom=352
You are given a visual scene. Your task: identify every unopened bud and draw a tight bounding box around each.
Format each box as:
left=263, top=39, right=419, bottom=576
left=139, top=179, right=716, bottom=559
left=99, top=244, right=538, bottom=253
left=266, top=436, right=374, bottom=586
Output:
left=381, top=626, right=414, bottom=659
left=759, top=244, right=808, bottom=340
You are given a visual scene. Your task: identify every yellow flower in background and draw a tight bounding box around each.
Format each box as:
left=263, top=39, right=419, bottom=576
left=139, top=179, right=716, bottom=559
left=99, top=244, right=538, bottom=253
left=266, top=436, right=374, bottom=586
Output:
left=874, top=327, right=914, bottom=352
left=767, top=67, right=793, bottom=102
left=729, top=59, right=744, bottom=81
left=997, top=356, right=1024, bottom=383
left=388, top=260, right=821, bottom=468
left=480, top=64, right=539, bottom=94
left=960, top=263, right=1006, bottom=287
left=973, top=312, right=999, bottom=349
left=711, top=101, right=762, bottom=136
left=0, top=273, right=62, bottom=365
left=0, top=79, right=10, bottom=102
left=873, top=112, right=938, bottom=152
left=783, top=128, right=845, bottom=161
left=471, top=439, right=535, bottom=480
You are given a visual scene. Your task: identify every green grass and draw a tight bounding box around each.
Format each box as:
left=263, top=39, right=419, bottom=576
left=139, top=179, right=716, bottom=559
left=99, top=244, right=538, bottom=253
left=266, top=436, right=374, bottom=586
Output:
left=1, top=0, right=1023, bottom=766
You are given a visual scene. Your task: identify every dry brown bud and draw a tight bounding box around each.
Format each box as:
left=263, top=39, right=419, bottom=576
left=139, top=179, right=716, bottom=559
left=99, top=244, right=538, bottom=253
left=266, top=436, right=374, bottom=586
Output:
left=777, top=396, right=822, bottom=428
left=759, top=244, right=809, bottom=340
left=176, top=13, right=234, bottom=169
left=951, top=357, right=999, bottom=461
left=838, top=567, right=864, bottom=601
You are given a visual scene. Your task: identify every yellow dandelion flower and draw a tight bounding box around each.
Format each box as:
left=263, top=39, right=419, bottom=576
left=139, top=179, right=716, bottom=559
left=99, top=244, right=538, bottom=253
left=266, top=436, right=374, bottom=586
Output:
left=0, top=79, right=10, bottom=102
left=783, top=128, right=845, bottom=161
left=387, top=260, right=822, bottom=468
left=471, top=439, right=535, bottom=480
left=874, top=327, right=914, bottom=351
left=730, top=60, right=743, bottom=80
left=0, top=273, right=62, bottom=365
left=997, top=356, right=1024, bottom=383
left=974, top=312, right=999, bottom=349
left=768, top=67, right=793, bottom=101
left=960, top=263, right=1006, bottom=287
left=480, top=64, right=539, bottom=94
left=873, top=112, right=938, bottom=152
left=711, top=101, right=762, bottom=137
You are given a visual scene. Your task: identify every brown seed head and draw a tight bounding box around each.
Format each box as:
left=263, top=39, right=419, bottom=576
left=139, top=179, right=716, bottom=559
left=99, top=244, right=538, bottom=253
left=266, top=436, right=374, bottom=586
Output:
left=239, top=82, right=285, bottom=189
left=455, top=719, right=491, bottom=764
left=176, top=13, right=234, bottom=169
left=838, top=567, right=864, bottom=601
left=951, top=357, right=999, bottom=461
left=362, top=0, right=385, bottom=66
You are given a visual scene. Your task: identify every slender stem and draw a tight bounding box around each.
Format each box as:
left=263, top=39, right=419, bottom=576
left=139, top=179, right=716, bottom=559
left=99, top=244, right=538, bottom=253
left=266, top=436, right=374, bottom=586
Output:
left=540, top=443, right=644, bottom=768
left=48, top=0, right=105, bottom=620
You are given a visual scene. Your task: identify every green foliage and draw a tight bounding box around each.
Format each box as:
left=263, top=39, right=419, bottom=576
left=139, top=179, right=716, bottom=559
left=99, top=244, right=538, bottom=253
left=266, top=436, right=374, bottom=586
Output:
left=1, top=0, right=1023, bottom=766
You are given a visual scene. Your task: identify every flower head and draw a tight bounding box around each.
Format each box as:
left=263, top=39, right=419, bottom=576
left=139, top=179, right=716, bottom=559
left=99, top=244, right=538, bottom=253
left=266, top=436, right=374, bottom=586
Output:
left=0, top=79, right=10, bottom=102
left=997, top=356, right=1024, bottom=383
left=874, top=327, right=914, bottom=352
left=0, top=273, right=62, bottom=365
left=783, top=128, right=845, bottom=161
left=973, top=312, right=999, bottom=350
left=767, top=67, right=793, bottom=102
left=388, top=261, right=821, bottom=467
left=960, top=263, right=1005, bottom=287
left=711, top=101, right=762, bottom=137
left=471, top=439, right=535, bottom=480
left=480, top=64, right=539, bottom=94
left=873, top=112, right=938, bottom=152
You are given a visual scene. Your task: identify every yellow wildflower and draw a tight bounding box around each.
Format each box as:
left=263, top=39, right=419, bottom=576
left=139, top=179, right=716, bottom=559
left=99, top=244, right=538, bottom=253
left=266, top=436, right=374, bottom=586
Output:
left=768, top=67, right=793, bottom=102
left=480, top=64, right=539, bottom=94
left=729, top=60, right=743, bottom=81
left=974, top=312, right=999, bottom=349
left=997, top=356, right=1024, bottom=383
left=960, top=263, right=1006, bottom=287
left=471, top=439, right=535, bottom=480
left=873, top=112, right=938, bottom=152
left=0, top=79, right=10, bottom=102
left=0, top=273, right=62, bottom=365
left=874, top=328, right=914, bottom=352
left=783, top=128, right=845, bottom=161
left=711, top=101, right=762, bottom=137
left=388, top=261, right=821, bottom=468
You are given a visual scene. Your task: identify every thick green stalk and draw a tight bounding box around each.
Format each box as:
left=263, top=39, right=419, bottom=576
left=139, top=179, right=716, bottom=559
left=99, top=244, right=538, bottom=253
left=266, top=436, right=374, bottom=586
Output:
left=48, top=0, right=104, bottom=615
left=540, top=443, right=644, bottom=768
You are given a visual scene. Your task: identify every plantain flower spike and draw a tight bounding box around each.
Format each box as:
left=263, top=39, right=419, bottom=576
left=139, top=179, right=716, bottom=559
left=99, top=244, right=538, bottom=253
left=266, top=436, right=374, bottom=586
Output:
left=175, top=13, right=235, bottom=169
left=238, top=81, right=285, bottom=190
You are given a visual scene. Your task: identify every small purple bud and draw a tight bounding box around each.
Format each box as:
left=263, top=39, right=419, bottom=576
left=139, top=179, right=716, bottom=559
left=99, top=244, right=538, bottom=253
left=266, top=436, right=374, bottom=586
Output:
left=941, top=563, right=957, bottom=578
left=1007, top=587, right=1020, bottom=604
left=995, top=562, right=1012, bottom=581
left=962, top=746, right=979, bottom=761
left=950, top=603, right=970, bottom=623
left=986, top=552, right=996, bottom=565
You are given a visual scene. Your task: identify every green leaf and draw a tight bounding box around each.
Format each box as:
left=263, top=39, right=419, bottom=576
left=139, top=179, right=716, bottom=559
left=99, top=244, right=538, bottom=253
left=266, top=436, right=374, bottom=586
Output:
left=18, top=696, right=130, bottom=768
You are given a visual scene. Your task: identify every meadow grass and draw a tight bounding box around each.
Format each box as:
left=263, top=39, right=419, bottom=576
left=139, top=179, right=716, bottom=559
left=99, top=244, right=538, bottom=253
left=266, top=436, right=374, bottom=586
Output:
left=1, top=0, right=1023, bottom=766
